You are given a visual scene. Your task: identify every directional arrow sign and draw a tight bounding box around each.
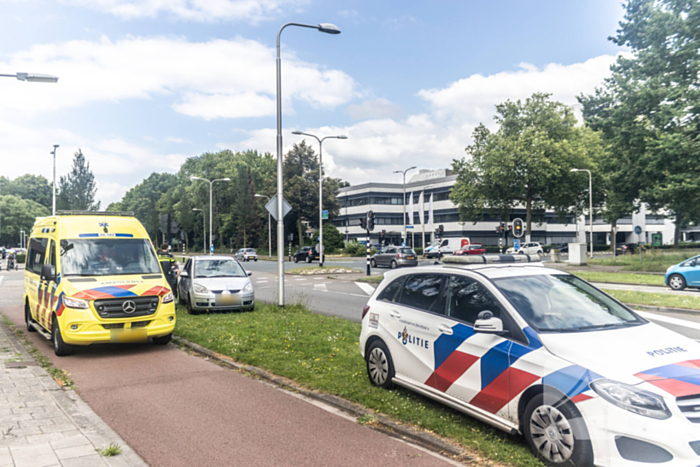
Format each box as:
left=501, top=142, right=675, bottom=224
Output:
left=321, top=210, right=328, bottom=220
left=265, top=194, right=292, bottom=221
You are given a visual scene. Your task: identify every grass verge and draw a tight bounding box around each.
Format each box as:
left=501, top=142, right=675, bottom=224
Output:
left=175, top=303, right=543, bottom=467
left=590, top=250, right=699, bottom=272
left=572, top=271, right=665, bottom=286
left=354, top=276, right=384, bottom=283
left=286, top=266, right=361, bottom=275
left=605, top=289, right=700, bottom=311
left=0, top=315, right=75, bottom=389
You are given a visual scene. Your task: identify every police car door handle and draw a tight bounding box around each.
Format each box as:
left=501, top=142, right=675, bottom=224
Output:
left=438, top=324, right=453, bottom=335
left=390, top=310, right=401, bottom=319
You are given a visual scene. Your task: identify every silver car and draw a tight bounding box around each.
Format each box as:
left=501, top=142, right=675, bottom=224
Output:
left=370, top=246, right=418, bottom=269
left=234, top=248, right=258, bottom=262
left=178, top=255, right=255, bottom=314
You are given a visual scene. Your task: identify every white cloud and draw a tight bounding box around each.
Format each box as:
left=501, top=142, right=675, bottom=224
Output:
left=61, top=0, right=308, bottom=22
left=0, top=35, right=356, bottom=120
left=345, top=98, right=403, bottom=120
left=419, top=55, right=618, bottom=123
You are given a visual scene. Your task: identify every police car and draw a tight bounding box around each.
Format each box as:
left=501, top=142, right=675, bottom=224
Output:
left=360, top=254, right=700, bottom=466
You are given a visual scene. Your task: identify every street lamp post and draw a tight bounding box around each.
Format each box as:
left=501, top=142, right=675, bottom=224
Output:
left=393, top=166, right=416, bottom=246
left=276, top=22, right=340, bottom=304
left=51, top=145, right=59, bottom=215
left=291, top=131, right=347, bottom=267
left=190, top=177, right=231, bottom=255
left=420, top=185, right=433, bottom=250
left=0, top=73, right=59, bottom=83
left=254, top=194, right=272, bottom=257
left=571, top=169, right=593, bottom=258
left=19, top=230, right=25, bottom=249
left=192, top=208, right=206, bottom=254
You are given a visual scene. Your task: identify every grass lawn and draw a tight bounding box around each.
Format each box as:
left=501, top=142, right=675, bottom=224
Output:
left=175, top=304, right=543, bottom=467
left=606, top=289, right=700, bottom=310
left=286, top=266, right=361, bottom=275
left=354, top=275, right=384, bottom=283
left=590, top=250, right=699, bottom=272
left=572, top=271, right=665, bottom=286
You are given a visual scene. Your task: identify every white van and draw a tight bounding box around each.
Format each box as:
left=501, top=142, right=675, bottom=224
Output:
left=424, top=238, right=469, bottom=258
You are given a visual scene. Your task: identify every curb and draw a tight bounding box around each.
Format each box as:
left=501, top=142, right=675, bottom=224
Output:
left=172, top=335, right=469, bottom=461
left=626, top=303, right=700, bottom=316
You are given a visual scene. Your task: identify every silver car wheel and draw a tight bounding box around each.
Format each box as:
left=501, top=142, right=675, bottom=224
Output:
left=368, top=347, right=388, bottom=385
left=529, top=405, right=575, bottom=463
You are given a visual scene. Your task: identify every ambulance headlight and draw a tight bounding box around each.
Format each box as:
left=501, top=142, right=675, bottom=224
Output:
left=591, top=379, right=671, bottom=420
left=64, top=297, right=89, bottom=309
left=193, top=283, right=209, bottom=294
left=161, top=292, right=174, bottom=304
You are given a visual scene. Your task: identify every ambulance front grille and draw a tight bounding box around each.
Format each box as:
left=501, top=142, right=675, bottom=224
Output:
left=94, top=296, right=159, bottom=319
left=677, top=395, right=700, bottom=423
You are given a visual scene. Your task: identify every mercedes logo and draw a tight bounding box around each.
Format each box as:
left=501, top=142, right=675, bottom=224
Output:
left=122, top=300, right=136, bottom=314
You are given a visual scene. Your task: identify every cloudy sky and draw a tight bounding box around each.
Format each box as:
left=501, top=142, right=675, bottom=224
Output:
left=0, top=0, right=625, bottom=206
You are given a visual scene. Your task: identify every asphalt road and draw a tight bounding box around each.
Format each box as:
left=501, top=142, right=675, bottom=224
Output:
left=0, top=269, right=455, bottom=467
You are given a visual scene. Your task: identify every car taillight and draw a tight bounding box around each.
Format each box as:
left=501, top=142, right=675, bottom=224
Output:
left=362, top=305, right=370, bottom=319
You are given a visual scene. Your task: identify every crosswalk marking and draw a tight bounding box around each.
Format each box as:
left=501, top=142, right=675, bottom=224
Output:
left=314, top=283, right=328, bottom=292
left=637, top=311, right=700, bottom=331
left=355, top=282, right=376, bottom=296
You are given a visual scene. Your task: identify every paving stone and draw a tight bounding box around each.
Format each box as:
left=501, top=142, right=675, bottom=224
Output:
left=49, top=436, right=91, bottom=451
left=55, top=444, right=98, bottom=461
left=60, top=455, right=105, bottom=467
left=0, top=447, right=11, bottom=466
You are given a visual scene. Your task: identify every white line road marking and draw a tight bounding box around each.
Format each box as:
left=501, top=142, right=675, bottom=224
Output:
left=355, top=282, right=376, bottom=296
left=314, top=283, right=328, bottom=292
left=0, top=277, right=4, bottom=286
left=314, top=277, right=325, bottom=280
left=637, top=311, right=700, bottom=331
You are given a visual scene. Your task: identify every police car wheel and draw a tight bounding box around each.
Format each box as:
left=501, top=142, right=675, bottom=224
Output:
left=523, top=393, right=593, bottom=467
left=366, top=340, right=394, bottom=389
left=25, top=302, right=36, bottom=332
left=52, top=319, right=73, bottom=357
left=152, top=333, right=172, bottom=345
left=669, top=274, right=686, bottom=291
left=293, top=256, right=298, bottom=263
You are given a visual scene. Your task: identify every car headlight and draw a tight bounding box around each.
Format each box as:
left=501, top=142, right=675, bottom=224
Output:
left=243, top=282, right=253, bottom=293
left=161, top=292, right=174, bottom=304
left=193, top=283, right=209, bottom=294
left=591, top=379, right=671, bottom=419
left=64, top=296, right=89, bottom=309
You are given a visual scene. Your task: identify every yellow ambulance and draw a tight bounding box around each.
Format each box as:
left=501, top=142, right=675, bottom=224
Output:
left=23, top=211, right=176, bottom=356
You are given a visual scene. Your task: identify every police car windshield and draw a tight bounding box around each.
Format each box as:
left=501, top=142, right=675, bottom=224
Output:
left=492, top=274, right=645, bottom=332
left=60, top=239, right=161, bottom=276
left=195, top=259, right=246, bottom=278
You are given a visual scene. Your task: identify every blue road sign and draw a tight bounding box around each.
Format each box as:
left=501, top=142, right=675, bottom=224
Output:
left=210, top=245, right=214, bottom=253
left=634, top=225, right=642, bottom=235
left=321, top=210, right=328, bottom=220
left=514, top=239, right=521, bottom=250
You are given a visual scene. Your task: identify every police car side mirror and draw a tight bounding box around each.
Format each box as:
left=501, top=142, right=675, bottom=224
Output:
left=474, top=310, right=504, bottom=334
left=41, top=263, right=56, bottom=282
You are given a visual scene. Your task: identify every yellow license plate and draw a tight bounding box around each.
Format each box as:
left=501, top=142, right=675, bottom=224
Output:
left=407, top=257, right=415, bottom=259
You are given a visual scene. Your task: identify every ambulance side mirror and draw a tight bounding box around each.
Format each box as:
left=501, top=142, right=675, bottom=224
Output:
left=41, top=263, right=56, bottom=282
left=474, top=310, right=504, bottom=334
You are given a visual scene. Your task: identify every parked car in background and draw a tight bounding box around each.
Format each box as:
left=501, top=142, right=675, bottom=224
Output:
left=616, top=243, right=645, bottom=255
left=506, top=242, right=543, bottom=255
left=235, top=248, right=258, bottom=262
left=178, top=255, right=254, bottom=314
left=292, top=246, right=320, bottom=263
left=454, top=244, right=486, bottom=255
left=370, top=246, right=417, bottom=269
left=424, top=238, right=471, bottom=258
left=665, top=254, right=700, bottom=291
left=547, top=243, right=569, bottom=253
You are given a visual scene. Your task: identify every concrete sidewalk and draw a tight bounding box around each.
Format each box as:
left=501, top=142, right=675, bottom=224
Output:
left=0, top=321, right=147, bottom=467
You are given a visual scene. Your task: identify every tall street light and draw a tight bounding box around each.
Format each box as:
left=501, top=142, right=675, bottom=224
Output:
left=0, top=72, right=59, bottom=83
left=276, top=22, right=340, bottom=304
left=571, top=168, right=593, bottom=258
left=393, top=166, right=416, bottom=246
left=192, top=208, right=206, bottom=254
left=420, top=185, right=433, bottom=250
left=51, top=145, right=59, bottom=215
left=291, top=131, right=347, bottom=267
left=190, top=177, right=231, bottom=255
left=254, top=194, right=272, bottom=257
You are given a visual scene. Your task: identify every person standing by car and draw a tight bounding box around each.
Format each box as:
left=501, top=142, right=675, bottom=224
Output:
left=158, top=243, right=180, bottom=296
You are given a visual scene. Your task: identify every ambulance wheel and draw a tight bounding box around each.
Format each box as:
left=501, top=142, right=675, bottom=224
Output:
left=370, top=259, right=377, bottom=268
left=669, top=274, right=686, bottom=291
left=186, top=294, right=198, bottom=315
left=25, top=302, right=36, bottom=332
left=152, top=333, right=172, bottom=345
left=52, top=319, right=73, bottom=357
left=366, top=340, right=395, bottom=389
left=523, top=393, right=593, bottom=467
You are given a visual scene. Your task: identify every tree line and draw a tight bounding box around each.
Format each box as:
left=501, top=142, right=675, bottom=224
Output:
left=450, top=0, right=699, bottom=246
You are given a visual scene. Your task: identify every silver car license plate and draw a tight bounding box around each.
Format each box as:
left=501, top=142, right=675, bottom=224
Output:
left=216, top=291, right=240, bottom=306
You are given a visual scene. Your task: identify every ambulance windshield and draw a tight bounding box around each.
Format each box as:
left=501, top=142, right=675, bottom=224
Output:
left=60, top=238, right=161, bottom=276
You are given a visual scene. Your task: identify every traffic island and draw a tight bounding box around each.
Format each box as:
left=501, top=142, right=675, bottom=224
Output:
left=285, top=266, right=361, bottom=275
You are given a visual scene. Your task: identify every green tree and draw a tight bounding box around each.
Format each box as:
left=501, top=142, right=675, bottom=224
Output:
left=322, top=223, right=344, bottom=252
left=451, top=93, right=598, bottom=235
left=3, top=175, right=52, bottom=210
left=120, top=173, right=178, bottom=241
left=56, top=150, right=101, bottom=211
left=0, top=195, right=50, bottom=246
left=580, top=0, right=700, bottom=245
left=105, top=201, right=123, bottom=212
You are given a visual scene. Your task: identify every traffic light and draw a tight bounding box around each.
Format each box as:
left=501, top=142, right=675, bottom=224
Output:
left=367, top=211, right=375, bottom=231
left=359, top=217, right=366, bottom=230
left=513, top=218, right=524, bottom=238
left=495, top=222, right=506, bottom=234
left=438, top=224, right=444, bottom=237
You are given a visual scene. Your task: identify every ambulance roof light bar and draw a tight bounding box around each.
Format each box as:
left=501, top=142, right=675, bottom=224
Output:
left=442, top=254, right=541, bottom=265
left=56, top=211, right=135, bottom=217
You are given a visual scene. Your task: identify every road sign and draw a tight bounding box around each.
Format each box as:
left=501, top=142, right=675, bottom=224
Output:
left=210, top=245, right=214, bottom=253
left=514, top=239, right=520, bottom=250
left=634, top=225, right=642, bottom=235
left=321, top=210, right=328, bottom=220
left=265, top=194, right=292, bottom=221
left=406, top=225, right=414, bottom=229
